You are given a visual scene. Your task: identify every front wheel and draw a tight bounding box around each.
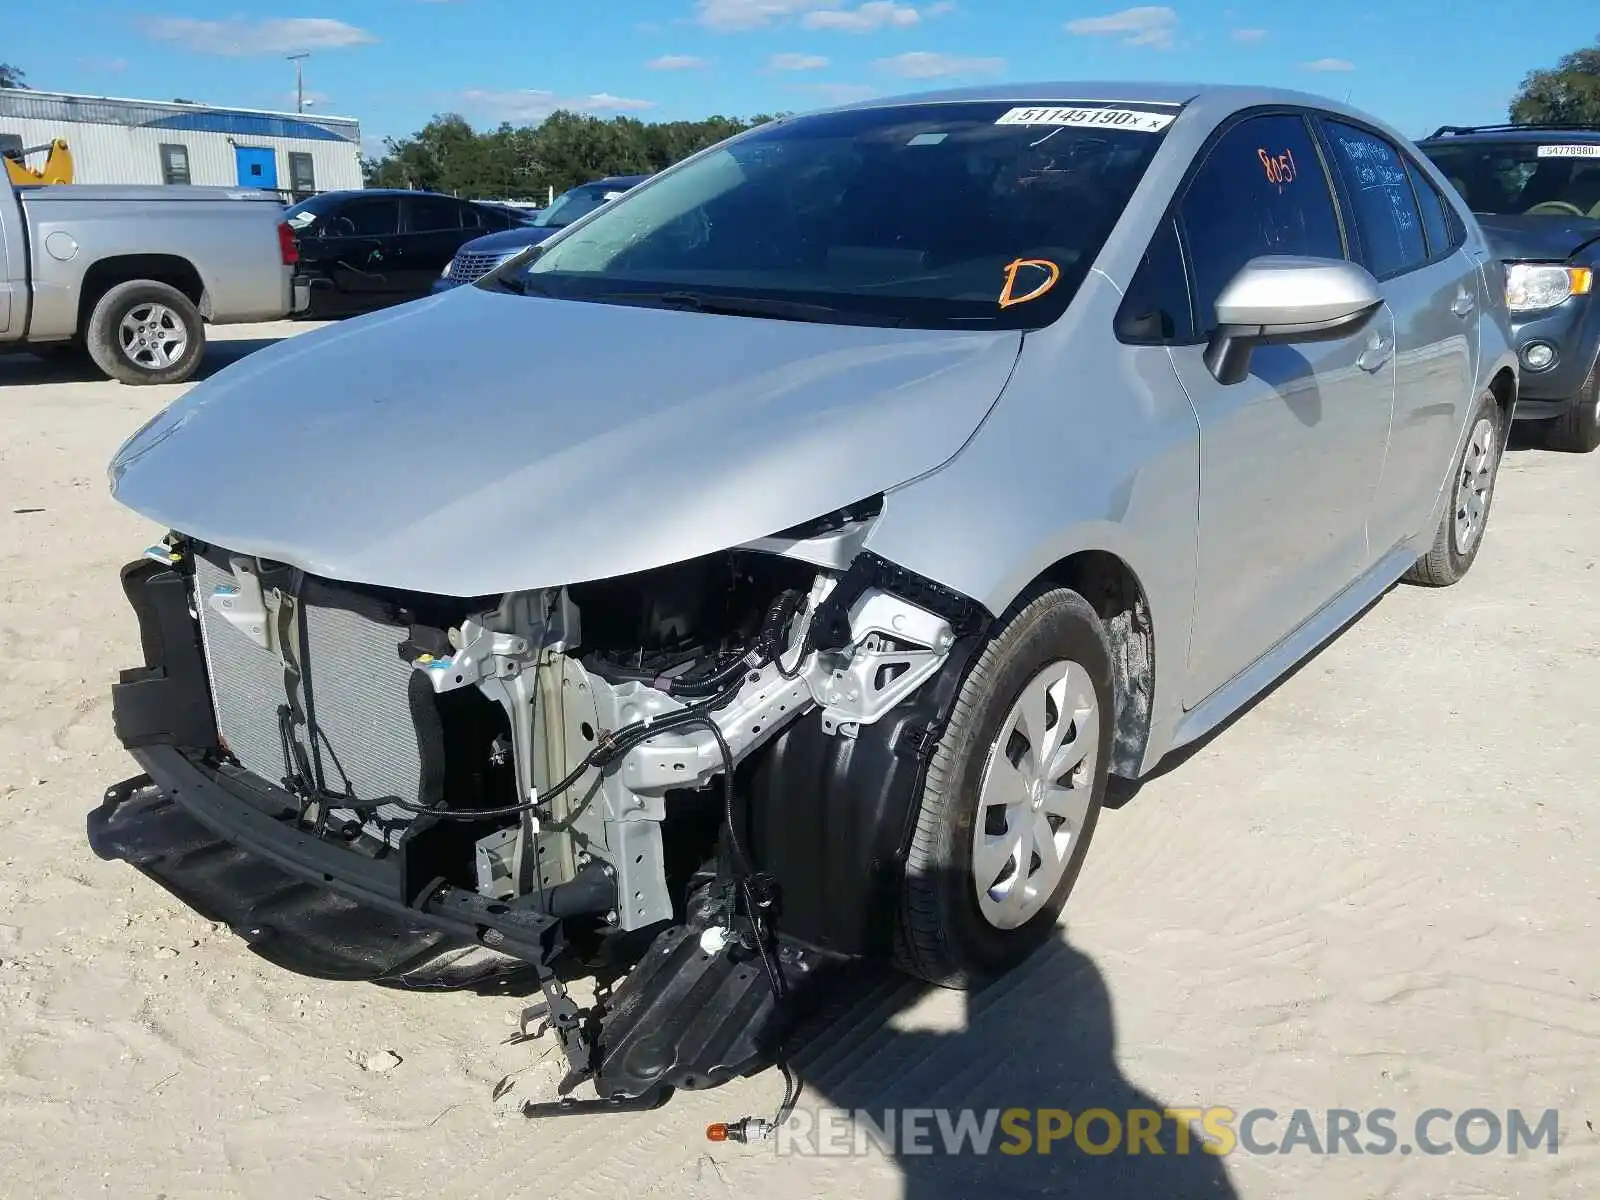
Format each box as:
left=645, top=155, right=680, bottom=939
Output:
left=1404, top=387, right=1505, bottom=587
left=894, top=587, right=1114, bottom=988
left=1542, top=361, right=1600, bottom=454
left=85, top=280, right=206, bottom=386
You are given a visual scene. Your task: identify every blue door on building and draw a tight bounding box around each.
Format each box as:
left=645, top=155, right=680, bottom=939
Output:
left=234, top=146, right=278, bottom=189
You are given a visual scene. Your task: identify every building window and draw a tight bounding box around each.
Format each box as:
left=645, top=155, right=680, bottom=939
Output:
left=159, top=143, right=191, bottom=185
left=288, top=152, right=315, bottom=198
left=0, top=133, right=23, bottom=163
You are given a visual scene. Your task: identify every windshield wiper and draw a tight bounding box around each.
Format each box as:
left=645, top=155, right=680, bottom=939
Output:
left=590, top=289, right=843, bottom=324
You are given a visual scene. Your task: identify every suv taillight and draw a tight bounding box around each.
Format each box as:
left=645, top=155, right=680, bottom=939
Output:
left=277, top=222, right=299, bottom=266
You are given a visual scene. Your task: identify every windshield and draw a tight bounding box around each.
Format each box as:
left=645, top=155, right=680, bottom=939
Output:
left=488, top=101, right=1175, bottom=330
left=283, top=192, right=346, bottom=230
left=533, top=183, right=630, bottom=228
left=1421, top=140, right=1600, bottom=219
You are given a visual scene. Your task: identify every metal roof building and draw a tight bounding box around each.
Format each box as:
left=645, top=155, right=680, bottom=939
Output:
left=0, top=89, right=363, bottom=198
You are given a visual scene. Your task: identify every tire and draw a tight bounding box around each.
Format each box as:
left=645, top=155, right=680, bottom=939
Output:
left=1404, top=387, right=1505, bottom=587
left=1541, top=360, right=1600, bottom=454
left=895, top=587, right=1114, bottom=988
left=84, top=280, right=206, bottom=386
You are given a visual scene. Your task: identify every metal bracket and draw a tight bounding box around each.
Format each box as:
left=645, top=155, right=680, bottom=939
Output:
left=808, top=590, right=954, bottom=735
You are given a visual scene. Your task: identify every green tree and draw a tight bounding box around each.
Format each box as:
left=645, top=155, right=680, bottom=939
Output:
left=1510, top=38, right=1600, bottom=124
left=0, top=63, right=26, bottom=89
left=362, top=109, right=779, bottom=200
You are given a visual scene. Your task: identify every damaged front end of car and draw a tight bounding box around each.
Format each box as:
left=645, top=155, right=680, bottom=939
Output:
left=93, top=499, right=991, bottom=1114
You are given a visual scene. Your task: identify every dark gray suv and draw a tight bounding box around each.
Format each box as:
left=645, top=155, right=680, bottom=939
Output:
left=1419, top=123, right=1600, bottom=452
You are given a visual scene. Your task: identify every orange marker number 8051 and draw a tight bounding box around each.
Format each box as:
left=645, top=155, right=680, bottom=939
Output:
left=999, top=258, right=1062, bottom=308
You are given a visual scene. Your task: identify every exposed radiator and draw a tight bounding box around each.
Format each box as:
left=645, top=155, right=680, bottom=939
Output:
left=193, top=551, right=434, bottom=836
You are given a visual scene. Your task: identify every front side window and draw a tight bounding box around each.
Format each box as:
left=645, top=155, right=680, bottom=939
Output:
left=1420, top=140, right=1600, bottom=220
left=159, top=143, right=191, bottom=186
left=496, top=101, right=1176, bottom=330
left=335, top=199, right=401, bottom=237
left=1323, top=121, right=1427, bottom=279
left=1179, top=113, right=1345, bottom=331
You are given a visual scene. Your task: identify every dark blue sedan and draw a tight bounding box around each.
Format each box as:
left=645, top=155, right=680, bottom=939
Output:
left=433, top=175, right=649, bottom=292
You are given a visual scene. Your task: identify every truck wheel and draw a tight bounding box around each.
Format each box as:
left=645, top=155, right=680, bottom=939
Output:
left=895, top=587, right=1113, bottom=988
left=85, top=280, right=205, bottom=386
left=1404, top=387, right=1504, bottom=587
left=1542, top=361, right=1600, bottom=454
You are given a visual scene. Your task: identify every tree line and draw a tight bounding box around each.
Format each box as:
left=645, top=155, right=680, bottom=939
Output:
left=360, top=111, right=780, bottom=201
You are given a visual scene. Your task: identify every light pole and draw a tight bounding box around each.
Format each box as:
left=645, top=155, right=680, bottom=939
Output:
left=286, top=52, right=310, bottom=113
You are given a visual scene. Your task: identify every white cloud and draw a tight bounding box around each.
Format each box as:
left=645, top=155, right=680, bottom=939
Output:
left=1064, top=6, right=1178, bottom=50
left=792, top=82, right=880, bottom=103
left=1302, top=57, right=1355, bottom=71
left=144, top=17, right=376, bottom=56
left=802, top=2, right=920, bottom=32
left=77, top=55, right=129, bottom=73
left=695, top=0, right=821, bottom=31
left=874, top=51, right=1005, bottom=78
left=646, top=54, right=709, bottom=69
left=456, top=89, right=657, bottom=121
left=768, top=52, right=831, bottom=70
left=1230, top=27, right=1267, bottom=44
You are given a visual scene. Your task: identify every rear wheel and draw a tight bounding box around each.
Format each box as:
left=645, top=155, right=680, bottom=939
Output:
left=85, top=280, right=206, bottom=386
left=894, top=587, right=1113, bottom=988
left=1404, top=387, right=1504, bottom=587
left=1541, top=361, right=1600, bottom=454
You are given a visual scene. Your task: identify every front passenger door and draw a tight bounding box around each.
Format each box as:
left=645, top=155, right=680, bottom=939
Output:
left=317, top=197, right=403, bottom=311
left=1170, top=111, right=1397, bottom=707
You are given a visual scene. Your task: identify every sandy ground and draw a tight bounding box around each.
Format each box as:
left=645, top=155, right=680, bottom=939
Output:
left=0, top=321, right=1597, bottom=1199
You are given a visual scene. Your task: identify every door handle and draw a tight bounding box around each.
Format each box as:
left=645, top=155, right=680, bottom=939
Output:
left=1451, top=291, right=1476, bottom=317
left=1357, top=335, right=1394, bottom=373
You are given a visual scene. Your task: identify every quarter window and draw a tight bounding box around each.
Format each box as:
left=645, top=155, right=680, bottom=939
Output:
left=1406, top=160, right=1455, bottom=260
left=1178, top=113, right=1345, bottom=332
left=1116, top=217, right=1194, bottom=344
left=1323, top=121, right=1427, bottom=278
left=159, top=143, right=191, bottom=186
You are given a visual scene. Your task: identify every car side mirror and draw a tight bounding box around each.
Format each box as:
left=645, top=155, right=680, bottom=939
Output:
left=1203, top=256, right=1383, bottom=386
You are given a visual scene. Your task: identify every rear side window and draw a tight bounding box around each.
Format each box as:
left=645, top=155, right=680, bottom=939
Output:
left=409, top=197, right=464, bottom=232
left=1323, top=121, right=1427, bottom=278
left=1406, top=160, right=1456, bottom=260
left=1116, top=217, right=1194, bottom=344
left=1178, top=113, right=1345, bottom=332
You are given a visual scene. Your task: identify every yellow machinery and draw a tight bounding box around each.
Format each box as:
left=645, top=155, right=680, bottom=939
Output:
left=3, top=138, right=74, bottom=186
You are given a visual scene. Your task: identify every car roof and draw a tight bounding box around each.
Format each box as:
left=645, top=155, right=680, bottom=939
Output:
left=821, top=80, right=1361, bottom=114
left=1418, top=124, right=1600, bottom=145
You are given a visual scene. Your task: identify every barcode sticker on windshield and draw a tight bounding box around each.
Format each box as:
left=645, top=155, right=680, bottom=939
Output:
left=1537, top=144, right=1600, bottom=158
left=995, top=106, right=1174, bottom=132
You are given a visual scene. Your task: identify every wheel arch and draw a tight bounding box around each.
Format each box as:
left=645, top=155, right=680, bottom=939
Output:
left=77, top=255, right=209, bottom=334
left=1030, top=548, right=1157, bottom=780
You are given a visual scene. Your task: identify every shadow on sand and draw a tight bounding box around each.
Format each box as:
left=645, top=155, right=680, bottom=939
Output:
left=776, top=930, right=1238, bottom=1198
left=0, top=336, right=287, bottom=387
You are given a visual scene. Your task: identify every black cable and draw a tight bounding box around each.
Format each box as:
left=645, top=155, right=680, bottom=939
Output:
left=674, top=711, right=802, bottom=1130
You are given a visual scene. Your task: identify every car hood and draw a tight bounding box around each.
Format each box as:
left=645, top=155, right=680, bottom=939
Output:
left=457, top=226, right=560, bottom=254
left=110, top=286, right=1022, bottom=596
left=1475, top=213, right=1600, bottom=262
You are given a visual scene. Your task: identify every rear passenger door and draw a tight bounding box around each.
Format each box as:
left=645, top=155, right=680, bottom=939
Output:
left=1168, top=110, right=1397, bottom=707
left=400, top=197, right=478, bottom=296
left=1317, top=118, right=1480, bottom=554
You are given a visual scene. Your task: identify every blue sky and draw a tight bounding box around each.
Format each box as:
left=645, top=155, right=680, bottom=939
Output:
left=8, top=1, right=1598, bottom=151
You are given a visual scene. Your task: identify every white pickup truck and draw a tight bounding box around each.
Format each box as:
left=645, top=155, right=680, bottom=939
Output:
left=0, top=174, right=301, bottom=384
